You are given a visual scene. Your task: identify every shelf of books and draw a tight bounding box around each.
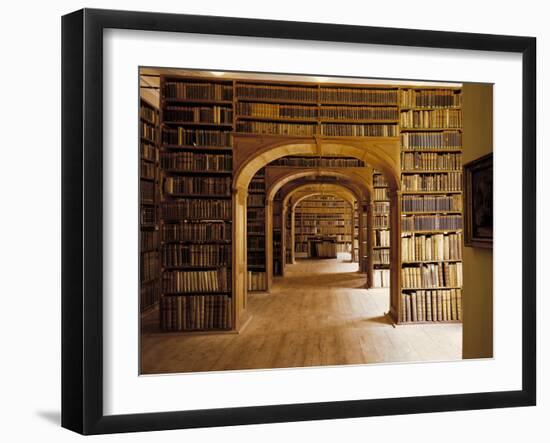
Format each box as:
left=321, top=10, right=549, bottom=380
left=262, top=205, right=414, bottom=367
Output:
left=272, top=191, right=283, bottom=276
left=234, top=81, right=399, bottom=137
left=294, top=195, right=353, bottom=258
left=372, top=170, right=391, bottom=288
left=158, top=76, right=235, bottom=332
left=247, top=167, right=267, bottom=292
left=397, top=87, right=463, bottom=324
left=140, top=98, right=161, bottom=313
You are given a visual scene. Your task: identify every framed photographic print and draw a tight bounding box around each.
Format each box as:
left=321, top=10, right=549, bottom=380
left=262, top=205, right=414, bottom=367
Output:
left=464, top=153, right=494, bottom=248
left=61, top=8, right=536, bottom=435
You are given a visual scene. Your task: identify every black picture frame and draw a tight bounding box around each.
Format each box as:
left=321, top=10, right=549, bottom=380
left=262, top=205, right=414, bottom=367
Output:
left=62, top=8, right=536, bottom=435
left=464, top=153, right=494, bottom=248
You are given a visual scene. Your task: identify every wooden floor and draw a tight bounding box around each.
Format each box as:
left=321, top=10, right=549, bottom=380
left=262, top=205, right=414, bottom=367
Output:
left=141, top=255, right=462, bottom=374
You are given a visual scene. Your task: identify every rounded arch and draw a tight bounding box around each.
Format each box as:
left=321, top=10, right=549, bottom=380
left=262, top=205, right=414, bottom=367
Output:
left=233, top=139, right=400, bottom=193
left=266, top=169, right=373, bottom=204
left=232, top=138, right=400, bottom=331
left=291, top=191, right=355, bottom=212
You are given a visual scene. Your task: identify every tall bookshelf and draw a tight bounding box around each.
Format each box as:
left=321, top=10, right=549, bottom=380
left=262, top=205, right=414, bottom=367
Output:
left=140, top=98, right=161, bottom=312
left=294, top=195, right=352, bottom=258
left=143, top=73, right=466, bottom=332
left=372, top=170, right=391, bottom=287
left=234, top=81, right=399, bottom=137
left=158, top=76, right=235, bottom=332
left=398, top=87, right=463, bottom=324
left=272, top=191, right=283, bottom=276
left=247, top=168, right=267, bottom=291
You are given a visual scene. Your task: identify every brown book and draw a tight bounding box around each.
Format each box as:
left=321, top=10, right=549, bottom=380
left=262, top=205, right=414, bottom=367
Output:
left=456, top=289, right=463, bottom=321
left=405, top=294, right=411, bottom=322
left=437, top=290, right=443, bottom=321
left=426, top=290, right=432, bottom=321
left=401, top=293, right=407, bottom=322
left=411, top=292, right=417, bottom=322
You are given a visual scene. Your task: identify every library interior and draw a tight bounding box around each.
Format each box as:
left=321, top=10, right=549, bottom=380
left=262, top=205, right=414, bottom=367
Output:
left=138, top=68, right=493, bottom=374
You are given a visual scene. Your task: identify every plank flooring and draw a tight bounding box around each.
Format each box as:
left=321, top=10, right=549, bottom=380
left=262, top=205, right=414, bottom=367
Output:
left=141, top=255, right=462, bottom=374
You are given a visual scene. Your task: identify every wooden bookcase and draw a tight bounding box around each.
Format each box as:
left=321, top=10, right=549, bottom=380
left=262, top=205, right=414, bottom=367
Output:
left=143, top=73, right=464, bottom=332
left=397, top=87, right=463, bottom=324
left=372, top=170, right=391, bottom=287
left=247, top=167, right=267, bottom=291
left=139, top=98, right=161, bottom=313
left=157, top=76, right=235, bottom=332
left=294, top=195, right=353, bottom=258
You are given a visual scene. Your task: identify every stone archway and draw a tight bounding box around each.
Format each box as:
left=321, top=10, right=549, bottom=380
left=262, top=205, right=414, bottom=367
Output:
left=232, top=136, right=401, bottom=330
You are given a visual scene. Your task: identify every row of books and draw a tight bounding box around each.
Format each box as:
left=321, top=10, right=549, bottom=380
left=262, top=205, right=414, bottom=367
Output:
left=247, top=251, right=266, bottom=266
left=373, top=249, right=390, bottom=265
left=296, top=226, right=348, bottom=234
left=401, top=172, right=463, bottom=191
left=401, top=232, right=463, bottom=262
left=141, top=251, right=160, bottom=282
left=140, top=181, right=155, bottom=203
left=401, top=152, right=462, bottom=171
left=249, top=179, right=265, bottom=192
left=140, top=105, right=159, bottom=124
left=373, top=215, right=389, bottom=228
left=247, top=207, right=265, bottom=220
left=164, top=176, right=231, bottom=196
left=247, top=271, right=267, bottom=291
left=141, top=161, right=156, bottom=179
left=319, top=88, right=398, bottom=105
left=163, top=82, right=233, bottom=101
left=373, top=202, right=390, bottom=213
left=236, top=121, right=316, bottom=136
left=236, top=103, right=399, bottom=120
left=374, top=229, right=390, bottom=247
left=269, top=156, right=364, bottom=168
left=297, top=219, right=349, bottom=225
left=401, top=131, right=462, bottom=150
left=141, top=207, right=156, bottom=225
left=401, top=195, right=462, bottom=212
left=401, top=262, right=463, bottom=289
left=140, top=281, right=161, bottom=311
left=236, top=84, right=317, bottom=102
left=140, top=141, right=158, bottom=161
left=248, top=224, right=265, bottom=234
left=373, top=269, right=390, bottom=288
left=374, top=188, right=389, bottom=201
left=164, top=106, right=233, bottom=124
left=320, top=106, right=398, bottom=120
left=162, top=267, right=229, bottom=293
left=141, top=230, right=159, bottom=251
left=399, top=89, right=462, bottom=108
left=247, top=236, right=265, bottom=250
left=161, top=200, right=232, bottom=220
left=162, top=128, right=232, bottom=147
left=162, top=244, right=231, bottom=267
left=400, top=289, right=462, bottom=323
left=160, top=151, right=232, bottom=172
left=140, top=122, right=158, bottom=142
left=160, top=295, right=232, bottom=331
left=373, top=174, right=388, bottom=187
left=400, top=109, right=462, bottom=129
left=401, top=215, right=462, bottom=231
left=162, top=221, right=231, bottom=243
left=247, top=194, right=265, bottom=207
left=320, top=123, right=398, bottom=137
left=237, top=102, right=317, bottom=119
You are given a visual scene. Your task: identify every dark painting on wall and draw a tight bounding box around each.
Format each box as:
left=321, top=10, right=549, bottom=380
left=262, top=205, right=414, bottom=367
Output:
left=464, top=153, right=493, bottom=248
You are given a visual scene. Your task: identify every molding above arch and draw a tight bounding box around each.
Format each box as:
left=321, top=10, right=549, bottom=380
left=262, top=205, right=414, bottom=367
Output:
left=233, top=135, right=400, bottom=192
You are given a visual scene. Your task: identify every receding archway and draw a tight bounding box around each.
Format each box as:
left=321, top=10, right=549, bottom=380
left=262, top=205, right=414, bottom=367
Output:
left=264, top=169, right=372, bottom=292
left=232, top=137, right=401, bottom=330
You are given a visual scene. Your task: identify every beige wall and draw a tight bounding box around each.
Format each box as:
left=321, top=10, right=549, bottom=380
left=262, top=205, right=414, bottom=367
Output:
left=462, top=83, right=493, bottom=359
